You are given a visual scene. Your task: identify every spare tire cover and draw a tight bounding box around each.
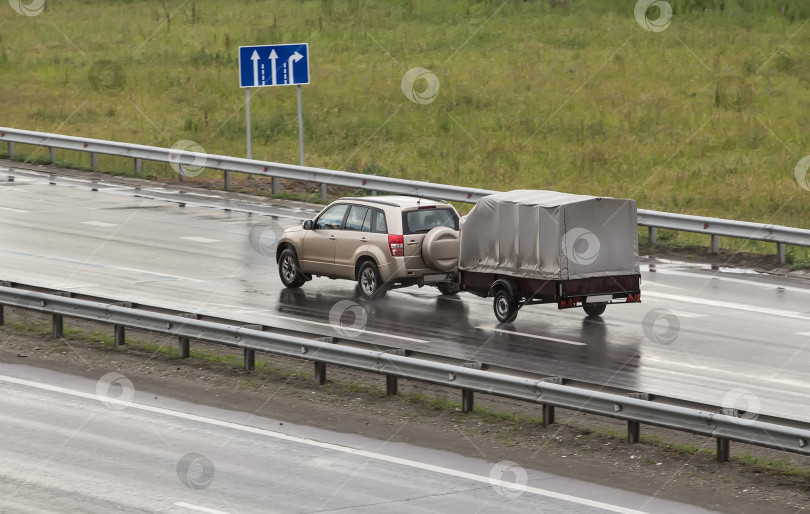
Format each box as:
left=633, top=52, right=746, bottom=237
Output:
left=421, top=226, right=460, bottom=272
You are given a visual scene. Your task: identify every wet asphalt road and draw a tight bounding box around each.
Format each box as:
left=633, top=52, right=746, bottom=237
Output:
left=1, top=166, right=810, bottom=422
left=0, top=364, right=718, bottom=514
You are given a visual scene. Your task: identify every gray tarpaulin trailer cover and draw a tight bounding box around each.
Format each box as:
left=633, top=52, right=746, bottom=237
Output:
left=459, top=190, right=640, bottom=281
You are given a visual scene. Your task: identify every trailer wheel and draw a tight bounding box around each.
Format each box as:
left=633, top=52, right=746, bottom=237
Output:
left=493, top=288, right=519, bottom=323
left=583, top=303, right=607, bottom=317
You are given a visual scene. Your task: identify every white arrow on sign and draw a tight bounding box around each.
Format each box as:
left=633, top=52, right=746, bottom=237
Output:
left=287, top=51, right=303, bottom=84
left=269, top=49, right=278, bottom=85
left=250, top=50, right=260, bottom=86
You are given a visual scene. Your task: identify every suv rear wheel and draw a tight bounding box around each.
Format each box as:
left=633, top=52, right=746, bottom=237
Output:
left=357, top=261, right=386, bottom=299
left=278, top=248, right=306, bottom=288
left=436, top=282, right=460, bottom=295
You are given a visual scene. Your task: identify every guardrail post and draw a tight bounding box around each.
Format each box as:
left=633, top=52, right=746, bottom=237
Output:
left=7, top=141, right=14, bottom=158
left=386, top=375, right=398, bottom=395
left=314, top=362, right=327, bottom=384
left=711, top=234, right=719, bottom=254
left=224, top=171, right=231, bottom=190
left=114, top=325, right=125, bottom=346
left=52, top=314, right=63, bottom=338
left=628, top=421, right=641, bottom=444
left=625, top=393, right=650, bottom=443
left=777, top=243, right=786, bottom=264
left=717, top=437, right=730, bottom=463
left=91, top=152, right=97, bottom=171
left=178, top=337, right=190, bottom=358
left=320, top=183, right=327, bottom=202
left=461, top=389, right=474, bottom=413
left=49, top=147, right=56, bottom=163
left=648, top=226, right=656, bottom=245
left=178, top=164, right=186, bottom=181
left=272, top=177, right=279, bottom=195
left=542, top=404, right=555, bottom=426
left=134, top=158, right=142, bottom=175
left=244, top=348, right=255, bottom=370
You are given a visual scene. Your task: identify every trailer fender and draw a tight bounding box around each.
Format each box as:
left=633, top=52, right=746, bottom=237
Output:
left=488, top=279, right=519, bottom=301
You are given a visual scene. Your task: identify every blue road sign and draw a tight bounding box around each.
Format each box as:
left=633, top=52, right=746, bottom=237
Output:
left=238, top=43, right=310, bottom=88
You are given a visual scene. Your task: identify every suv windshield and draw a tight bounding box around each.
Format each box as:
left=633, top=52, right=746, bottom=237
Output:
left=402, top=208, right=458, bottom=234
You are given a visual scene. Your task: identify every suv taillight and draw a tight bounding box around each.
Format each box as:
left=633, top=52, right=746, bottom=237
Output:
left=388, top=235, right=404, bottom=256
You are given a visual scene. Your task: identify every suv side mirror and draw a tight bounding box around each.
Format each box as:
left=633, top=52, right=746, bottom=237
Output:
left=303, top=220, right=313, bottom=230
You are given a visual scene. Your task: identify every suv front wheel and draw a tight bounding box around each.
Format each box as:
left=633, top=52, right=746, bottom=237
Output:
left=357, top=261, right=386, bottom=299
left=278, top=248, right=306, bottom=288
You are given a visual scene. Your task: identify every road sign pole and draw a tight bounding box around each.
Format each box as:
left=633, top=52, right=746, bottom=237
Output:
left=245, top=87, right=252, bottom=183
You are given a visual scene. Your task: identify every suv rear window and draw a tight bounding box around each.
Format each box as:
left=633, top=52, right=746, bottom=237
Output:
left=402, top=208, right=458, bottom=234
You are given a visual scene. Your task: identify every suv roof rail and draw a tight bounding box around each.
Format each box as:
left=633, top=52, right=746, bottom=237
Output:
left=390, top=193, right=450, bottom=205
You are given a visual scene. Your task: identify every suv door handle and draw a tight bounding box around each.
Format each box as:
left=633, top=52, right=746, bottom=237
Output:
left=406, top=240, right=418, bottom=246
left=329, top=235, right=337, bottom=240
left=360, top=237, right=368, bottom=242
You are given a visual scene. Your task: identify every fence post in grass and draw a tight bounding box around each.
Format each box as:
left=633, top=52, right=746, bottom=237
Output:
left=52, top=314, right=63, bottom=338
left=114, top=325, right=125, bottom=346
left=314, top=362, right=326, bottom=385
left=386, top=375, right=398, bottom=395
left=178, top=337, right=190, bottom=359
left=542, top=404, right=555, bottom=427
left=461, top=389, right=474, bottom=413
left=716, top=438, right=730, bottom=463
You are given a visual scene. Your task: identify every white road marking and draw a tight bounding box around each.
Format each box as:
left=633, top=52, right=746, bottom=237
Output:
left=647, top=268, right=810, bottom=294
left=173, top=503, right=231, bottom=514
left=0, top=206, right=29, bottom=213
left=644, top=291, right=810, bottom=320
left=0, top=375, right=650, bottom=514
left=797, top=332, right=810, bottom=337
left=666, top=310, right=707, bottom=318
left=475, top=326, right=586, bottom=346
left=274, top=315, right=429, bottom=344
left=81, top=220, right=117, bottom=227
left=181, top=236, right=220, bottom=243
left=113, top=266, right=204, bottom=283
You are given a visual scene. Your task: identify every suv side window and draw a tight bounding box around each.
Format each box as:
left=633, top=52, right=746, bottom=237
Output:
left=344, top=205, right=370, bottom=231
left=314, top=204, right=349, bottom=230
left=371, top=209, right=388, bottom=233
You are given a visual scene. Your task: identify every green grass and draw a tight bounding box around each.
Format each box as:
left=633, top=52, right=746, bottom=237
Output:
left=3, top=0, right=810, bottom=258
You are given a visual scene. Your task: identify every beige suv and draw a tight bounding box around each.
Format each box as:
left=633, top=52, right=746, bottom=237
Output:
left=276, top=196, right=461, bottom=298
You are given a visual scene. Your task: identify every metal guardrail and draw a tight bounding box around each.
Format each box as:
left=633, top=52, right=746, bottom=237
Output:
left=2, top=126, right=809, bottom=262
left=1, top=282, right=808, bottom=464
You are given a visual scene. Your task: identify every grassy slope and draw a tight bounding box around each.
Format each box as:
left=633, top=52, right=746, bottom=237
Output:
left=1, top=0, right=810, bottom=255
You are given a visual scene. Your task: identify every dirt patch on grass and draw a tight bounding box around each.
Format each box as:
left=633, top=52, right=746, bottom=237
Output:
left=1, top=307, right=809, bottom=514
